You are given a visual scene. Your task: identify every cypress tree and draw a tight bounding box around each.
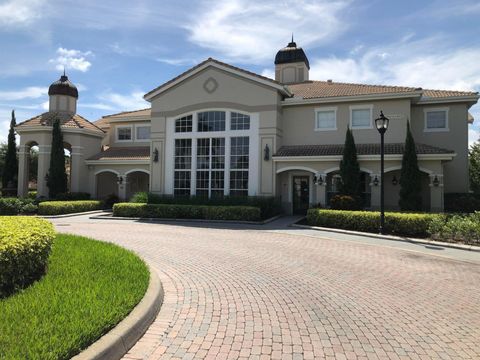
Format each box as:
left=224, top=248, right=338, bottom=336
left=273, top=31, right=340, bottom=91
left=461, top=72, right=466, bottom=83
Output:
left=399, top=121, right=422, bottom=210
left=339, top=127, right=361, bottom=199
left=470, top=140, right=480, bottom=194
left=46, top=118, right=68, bottom=198
left=2, top=110, right=18, bottom=190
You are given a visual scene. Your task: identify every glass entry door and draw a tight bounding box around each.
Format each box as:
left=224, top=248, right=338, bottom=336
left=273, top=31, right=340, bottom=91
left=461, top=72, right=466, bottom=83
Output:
left=292, top=176, right=310, bottom=214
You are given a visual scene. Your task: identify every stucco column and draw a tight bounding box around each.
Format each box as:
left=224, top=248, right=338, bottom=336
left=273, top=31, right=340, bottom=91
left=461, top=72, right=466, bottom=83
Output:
left=370, top=174, right=381, bottom=210
left=37, top=145, right=51, bottom=198
left=69, top=146, right=83, bottom=193
left=118, top=175, right=127, bottom=201
left=429, top=174, right=444, bottom=212
left=17, top=145, right=29, bottom=197
left=315, top=173, right=327, bottom=207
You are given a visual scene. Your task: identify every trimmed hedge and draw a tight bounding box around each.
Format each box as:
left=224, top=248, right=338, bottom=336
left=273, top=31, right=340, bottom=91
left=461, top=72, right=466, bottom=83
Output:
left=0, top=197, right=37, bottom=215
left=428, top=212, right=480, bottom=245
left=306, top=209, right=439, bottom=238
left=444, top=193, right=480, bottom=213
left=38, top=200, right=103, bottom=215
left=114, top=203, right=262, bottom=221
left=0, top=217, right=55, bottom=297
left=130, top=192, right=281, bottom=219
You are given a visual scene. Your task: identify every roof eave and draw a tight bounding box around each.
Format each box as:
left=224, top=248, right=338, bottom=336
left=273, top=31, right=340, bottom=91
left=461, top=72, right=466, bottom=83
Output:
left=15, top=125, right=105, bottom=138
left=282, top=91, right=423, bottom=106
left=85, top=159, right=150, bottom=165
left=416, top=95, right=480, bottom=105
left=144, top=59, right=291, bottom=101
left=272, top=153, right=456, bottom=161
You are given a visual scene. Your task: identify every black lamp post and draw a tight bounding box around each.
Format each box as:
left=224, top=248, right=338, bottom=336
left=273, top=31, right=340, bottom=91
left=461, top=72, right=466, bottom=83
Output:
left=375, top=111, right=389, bottom=234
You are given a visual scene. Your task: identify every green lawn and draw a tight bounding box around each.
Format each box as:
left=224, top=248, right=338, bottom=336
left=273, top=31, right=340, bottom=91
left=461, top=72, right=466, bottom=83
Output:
left=0, top=234, right=149, bottom=360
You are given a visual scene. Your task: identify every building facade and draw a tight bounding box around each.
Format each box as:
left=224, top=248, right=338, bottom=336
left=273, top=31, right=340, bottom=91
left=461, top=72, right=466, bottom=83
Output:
left=16, top=41, right=479, bottom=213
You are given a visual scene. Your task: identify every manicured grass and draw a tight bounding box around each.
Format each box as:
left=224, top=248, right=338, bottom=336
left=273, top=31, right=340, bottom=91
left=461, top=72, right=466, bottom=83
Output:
left=0, top=234, right=149, bottom=360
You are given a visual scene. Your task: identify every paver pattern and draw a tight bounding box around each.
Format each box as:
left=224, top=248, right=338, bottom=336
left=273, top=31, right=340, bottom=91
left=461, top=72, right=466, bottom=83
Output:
left=54, top=219, right=480, bottom=359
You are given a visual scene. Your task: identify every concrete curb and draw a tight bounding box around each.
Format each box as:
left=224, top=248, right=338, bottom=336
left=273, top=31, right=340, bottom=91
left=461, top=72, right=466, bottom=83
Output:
left=71, top=264, right=164, bottom=360
left=40, top=210, right=106, bottom=219
left=290, top=223, right=480, bottom=252
left=89, top=214, right=282, bottom=225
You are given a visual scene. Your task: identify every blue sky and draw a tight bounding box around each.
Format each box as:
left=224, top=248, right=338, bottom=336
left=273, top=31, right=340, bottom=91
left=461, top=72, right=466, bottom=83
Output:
left=1, top=0, right=479, bottom=146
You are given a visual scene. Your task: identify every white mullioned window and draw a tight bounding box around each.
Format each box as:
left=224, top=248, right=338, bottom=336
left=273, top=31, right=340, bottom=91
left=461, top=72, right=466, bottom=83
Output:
left=315, top=107, right=337, bottom=131
left=135, top=125, right=151, bottom=141
left=350, top=105, right=373, bottom=129
left=424, top=108, right=449, bottom=131
left=166, top=110, right=256, bottom=197
left=116, top=125, right=133, bottom=141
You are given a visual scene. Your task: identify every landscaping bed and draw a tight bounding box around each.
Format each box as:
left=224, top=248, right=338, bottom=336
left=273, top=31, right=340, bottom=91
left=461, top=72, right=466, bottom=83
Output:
left=0, top=233, right=149, bottom=360
left=38, top=200, right=103, bottom=215
left=114, top=202, right=262, bottom=221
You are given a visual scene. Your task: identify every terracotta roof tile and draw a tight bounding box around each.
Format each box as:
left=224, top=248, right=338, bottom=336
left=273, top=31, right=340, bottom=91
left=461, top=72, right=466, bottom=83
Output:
left=274, top=143, right=454, bottom=157
left=422, top=89, right=478, bottom=98
left=87, top=146, right=150, bottom=161
left=94, top=108, right=151, bottom=130
left=16, top=112, right=105, bottom=133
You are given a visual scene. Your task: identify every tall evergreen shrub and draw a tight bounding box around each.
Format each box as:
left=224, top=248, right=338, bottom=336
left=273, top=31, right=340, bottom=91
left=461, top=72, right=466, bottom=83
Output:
left=399, top=121, right=422, bottom=210
left=46, top=118, right=68, bottom=198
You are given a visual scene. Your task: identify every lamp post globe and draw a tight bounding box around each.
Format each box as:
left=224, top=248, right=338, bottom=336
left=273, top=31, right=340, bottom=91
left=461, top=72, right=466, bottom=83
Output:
left=375, top=111, right=389, bottom=234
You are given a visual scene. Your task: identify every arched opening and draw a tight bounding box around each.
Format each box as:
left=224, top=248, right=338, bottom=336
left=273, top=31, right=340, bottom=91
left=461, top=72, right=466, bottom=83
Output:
left=96, top=171, right=118, bottom=200
left=384, top=169, right=431, bottom=211
left=326, top=171, right=371, bottom=208
left=126, top=171, right=149, bottom=200
left=25, top=142, right=39, bottom=193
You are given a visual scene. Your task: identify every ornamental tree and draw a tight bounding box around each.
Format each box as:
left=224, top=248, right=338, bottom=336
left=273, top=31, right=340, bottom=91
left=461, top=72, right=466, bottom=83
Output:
left=2, top=110, right=18, bottom=190
left=46, top=118, right=68, bottom=198
left=339, top=127, right=361, bottom=200
left=399, top=121, right=422, bottom=211
left=470, top=140, right=480, bottom=194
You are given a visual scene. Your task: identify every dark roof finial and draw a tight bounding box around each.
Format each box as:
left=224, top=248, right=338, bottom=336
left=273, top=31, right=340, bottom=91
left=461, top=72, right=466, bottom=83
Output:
left=63, top=67, right=66, bottom=77
left=291, top=33, right=294, bottom=43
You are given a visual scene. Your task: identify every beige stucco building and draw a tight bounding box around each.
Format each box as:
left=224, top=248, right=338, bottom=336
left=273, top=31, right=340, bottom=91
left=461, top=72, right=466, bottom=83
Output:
left=15, top=40, right=479, bottom=213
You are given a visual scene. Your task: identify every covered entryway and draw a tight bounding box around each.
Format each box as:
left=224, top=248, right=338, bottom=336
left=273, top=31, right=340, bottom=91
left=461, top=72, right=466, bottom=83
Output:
left=126, top=170, right=150, bottom=200
left=96, top=170, right=118, bottom=199
left=292, top=176, right=310, bottom=214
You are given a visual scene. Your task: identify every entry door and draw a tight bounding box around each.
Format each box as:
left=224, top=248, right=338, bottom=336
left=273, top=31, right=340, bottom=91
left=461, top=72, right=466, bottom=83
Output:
left=292, top=176, right=310, bottom=214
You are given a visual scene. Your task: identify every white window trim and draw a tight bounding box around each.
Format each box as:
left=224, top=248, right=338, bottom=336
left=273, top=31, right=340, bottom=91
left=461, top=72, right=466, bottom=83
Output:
left=424, top=107, right=449, bottom=132
left=314, top=106, right=337, bottom=131
left=115, top=125, right=133, bottom=142
left=134, top=123, right=151, bottom=142
left=164, top=109, right=259, bottom=197
left=349, top=104, right=373, bottom=129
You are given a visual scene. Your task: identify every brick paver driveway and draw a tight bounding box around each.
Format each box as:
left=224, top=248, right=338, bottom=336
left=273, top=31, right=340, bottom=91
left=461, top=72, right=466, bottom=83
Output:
left=53, top=217, right=480, bottom=359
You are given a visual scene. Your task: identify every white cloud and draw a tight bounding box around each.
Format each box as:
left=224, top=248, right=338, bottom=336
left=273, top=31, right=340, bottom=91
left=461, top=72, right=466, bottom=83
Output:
left=98, top=91, right=148, bottom=111
left=185, top=0, right=351, bottom=63
left=79, top=103, right=115, bottom=111
left=260, top=69, right=275, bottom=80
left=0, top=86, right=47, bottom=101
left=49, top=47, right=93, bottom=72
left=156, top=58, right=198, bottom=66
left=0, top=0, right=45, bottom=27
left=469, top=127, right=480, bottom=147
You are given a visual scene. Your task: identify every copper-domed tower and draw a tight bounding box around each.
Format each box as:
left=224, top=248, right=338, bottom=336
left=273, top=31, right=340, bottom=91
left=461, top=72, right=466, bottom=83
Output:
left=48, top=70, right=79, bottom=113
left=274, top=36, right=310, bottom=84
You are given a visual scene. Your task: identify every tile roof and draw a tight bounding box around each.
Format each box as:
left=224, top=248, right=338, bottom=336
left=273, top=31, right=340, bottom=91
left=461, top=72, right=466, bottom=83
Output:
left=16, top=112, right=105, bottom=133
left=94, top=108, right=151, bottom=130
left=144, top=58, right=287, bottom=99
left=287, top=80, right=478, bottom=100
left=87, top=146, right=150, bottom=161
left=274, top=143, right=455, bottom=157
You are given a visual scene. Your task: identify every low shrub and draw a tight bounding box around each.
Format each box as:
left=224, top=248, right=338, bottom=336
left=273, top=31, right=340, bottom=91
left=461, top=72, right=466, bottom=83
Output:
left=38, top=200, right=102, bottom=215
left=330, top=195, right=360, bottom=210
left=27, top=191, right=37, bottom=199
left=428, top=212, right=480, bottom=245
left=306, top=209, right=439, bottom=238
left=114, top=203, right=262, bottom=221
left=0, top=197, right=38, bottom=215
left=0, top=217, right=55, bottom=297
left=444, top=193, right=480, bottom=213
left=54, top=192, right=91, bottom=201
left=130, top=192, right=281, bottom=219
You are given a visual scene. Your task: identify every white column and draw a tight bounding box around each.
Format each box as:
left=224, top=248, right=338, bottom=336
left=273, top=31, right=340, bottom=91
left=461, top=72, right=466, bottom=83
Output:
left=37, top=145, right=51, bottom=198
left=370, top=173, right=381, bottom=210
left=17, top=146, right=29, bottom=197
left=315, top=173, right=327, bottom=207
left=118, top=175, right=127, bottom=201
left=429, top=174, right=444, bottom=212
left=69, top=146, right=83, bottom=192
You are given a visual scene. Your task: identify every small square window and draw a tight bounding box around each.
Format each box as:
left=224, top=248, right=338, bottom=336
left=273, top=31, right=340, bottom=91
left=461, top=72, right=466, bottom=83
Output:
left=425, top=110, right=448, bottom=130
left=315, top=109, right=336, bottom=130
left=117, top=127, right=132, bottom=141
left=351, top=108, right=372, bottom=128
left=136, top=126, right=150, bottom=140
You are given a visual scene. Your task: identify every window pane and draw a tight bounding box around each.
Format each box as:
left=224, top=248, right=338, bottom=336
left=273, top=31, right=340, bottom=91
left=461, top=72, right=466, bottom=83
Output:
left=196, top=138, right=210, bottom=169
left=198, top=111, right=226, bottom=132
left=118, top=127, right=132, bottom=140
left=351, top=109, right=371, bottom=128
left=426, top=111, right=447, bottom=129
left=231, top=112, right=250, bottom=130
left=175, top=115, right=193, bottom=133
left=316, top=110, right=335, bottom=129
left=230, top=137, right=249, bottom=170
left=174, top=171, right=191, bottom=196
left=136, top=126, right=150, bottom=140
left=174, top=139, right=192, bottom=196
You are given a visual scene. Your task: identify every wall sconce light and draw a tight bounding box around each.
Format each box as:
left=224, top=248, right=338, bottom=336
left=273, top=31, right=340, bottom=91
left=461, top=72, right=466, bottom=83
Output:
left=373, top=176, right=379, bottom=186
left=313, top=175, right=317, bottom=184
left=264, top=144, right=270, bottom=161
left=313, top=174, right=323, bottom=186
left=432, top=175, right=440, bottom=187
left=118, top=176, right=123, bottom=185
left=392, top=175, right=398, bottom=186
left=153, top=148, right=159, bottom=163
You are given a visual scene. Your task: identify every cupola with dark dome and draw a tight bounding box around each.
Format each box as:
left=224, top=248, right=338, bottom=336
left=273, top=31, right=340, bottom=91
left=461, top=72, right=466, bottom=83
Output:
left=274, top=36, right=310, bottom=84
left=48, top=71, right=78, bottom=113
